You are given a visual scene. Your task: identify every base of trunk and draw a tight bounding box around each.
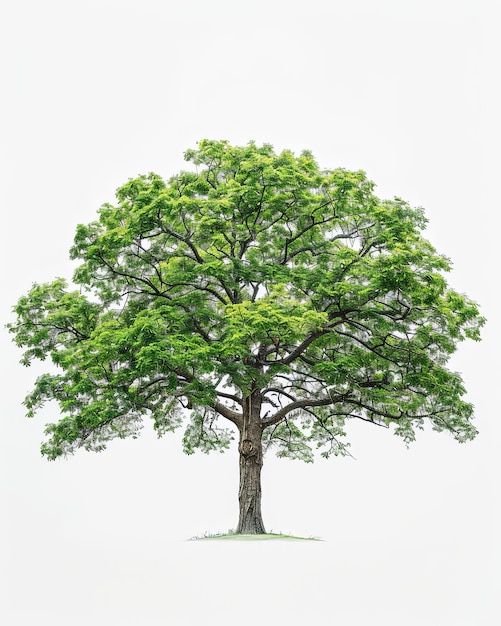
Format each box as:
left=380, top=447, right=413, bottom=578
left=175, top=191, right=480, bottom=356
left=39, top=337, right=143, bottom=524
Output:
left=236, top=514, right=266, bottom=535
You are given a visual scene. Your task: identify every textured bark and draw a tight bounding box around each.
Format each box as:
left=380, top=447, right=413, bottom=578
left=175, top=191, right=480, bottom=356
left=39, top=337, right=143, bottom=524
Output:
left=236, top=386, right=266, bottom=534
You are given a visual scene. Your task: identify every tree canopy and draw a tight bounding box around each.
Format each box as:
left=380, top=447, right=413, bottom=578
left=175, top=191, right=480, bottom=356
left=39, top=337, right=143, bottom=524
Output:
left=8, top=139, right=484, bottom=531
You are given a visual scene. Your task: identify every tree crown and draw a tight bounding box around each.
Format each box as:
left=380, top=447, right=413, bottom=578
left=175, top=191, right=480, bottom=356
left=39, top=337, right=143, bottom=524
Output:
left=8, top=139, right=484, bottom=460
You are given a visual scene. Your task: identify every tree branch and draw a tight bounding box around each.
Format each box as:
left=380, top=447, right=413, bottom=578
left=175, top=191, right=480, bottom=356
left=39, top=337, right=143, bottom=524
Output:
left=216, top=390, right=242, bottom=404
left=213, top=401, right=243, bottom=429
left=259, top=330, right=324, bottom=366
left=261, top=393, right=350, bottom=428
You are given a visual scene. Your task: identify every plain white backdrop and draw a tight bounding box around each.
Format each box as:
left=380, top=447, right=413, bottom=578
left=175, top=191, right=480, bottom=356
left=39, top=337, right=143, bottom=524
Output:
left=1, top=1, right=499, bottom=624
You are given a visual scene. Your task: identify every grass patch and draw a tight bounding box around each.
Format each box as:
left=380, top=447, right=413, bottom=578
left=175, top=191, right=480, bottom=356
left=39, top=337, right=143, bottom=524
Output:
left=189, top=529, right=323, bottom=541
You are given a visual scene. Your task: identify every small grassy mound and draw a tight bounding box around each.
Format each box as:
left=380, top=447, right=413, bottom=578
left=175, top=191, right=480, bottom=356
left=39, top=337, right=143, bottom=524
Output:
left=189, top=530, right=322, bottom=541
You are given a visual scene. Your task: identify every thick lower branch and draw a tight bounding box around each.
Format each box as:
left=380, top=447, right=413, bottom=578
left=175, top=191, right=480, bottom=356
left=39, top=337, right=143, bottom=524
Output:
left=261, top=393, right=351, bottom=427
left=261, top=391, right=407, bottom=429
left=213, top=400, right=243, bottom=429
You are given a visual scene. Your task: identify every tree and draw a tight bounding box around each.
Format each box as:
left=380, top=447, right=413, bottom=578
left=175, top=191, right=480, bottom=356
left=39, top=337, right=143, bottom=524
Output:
left=8, top=140, right=484, bottom=534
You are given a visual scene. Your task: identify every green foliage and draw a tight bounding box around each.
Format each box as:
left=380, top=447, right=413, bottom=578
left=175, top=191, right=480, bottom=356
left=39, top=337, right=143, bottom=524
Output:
left=7, top=139, right=484, bottom=459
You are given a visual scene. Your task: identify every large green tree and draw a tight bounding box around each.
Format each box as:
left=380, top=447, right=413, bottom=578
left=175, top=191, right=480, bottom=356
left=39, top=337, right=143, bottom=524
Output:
left=8, top=140, right=484, bottom=534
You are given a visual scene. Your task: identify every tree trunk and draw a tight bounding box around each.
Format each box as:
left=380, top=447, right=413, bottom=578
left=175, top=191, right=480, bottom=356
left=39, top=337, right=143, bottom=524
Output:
left=236, top=387, right=266, bottom=534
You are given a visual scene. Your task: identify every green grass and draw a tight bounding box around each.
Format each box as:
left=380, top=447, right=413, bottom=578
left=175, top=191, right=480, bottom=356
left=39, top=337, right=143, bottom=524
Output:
left=189, top=529, right=323, bottom=541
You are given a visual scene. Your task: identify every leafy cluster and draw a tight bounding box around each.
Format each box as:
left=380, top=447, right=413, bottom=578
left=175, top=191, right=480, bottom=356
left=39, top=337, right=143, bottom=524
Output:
left=8, top=140, right=484, bottom=459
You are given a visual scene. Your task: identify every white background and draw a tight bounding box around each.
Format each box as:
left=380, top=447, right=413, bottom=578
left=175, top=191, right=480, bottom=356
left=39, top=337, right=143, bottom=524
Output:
left=1, top=1, right=499, bottom=624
